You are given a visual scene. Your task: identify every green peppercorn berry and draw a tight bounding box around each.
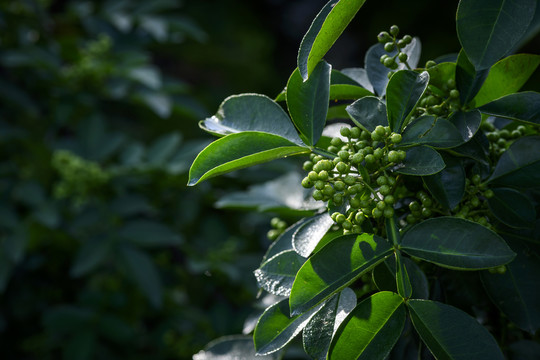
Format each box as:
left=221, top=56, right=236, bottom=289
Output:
left=342, top=220, right=352, bottom=230
left=383, top=57, right=395, bottom=68
left=497, top=138, right=507, bottom=147
left=402, top=35, right=412, bottom=44
left=517, top=125, right=527, bottom=133
left=334, top=180, right=346, bottom=191
left=384, top=195, right=395, bottom=205
left=380, top=54, right=389, bottom=65
left=323, top=185, right=335, bottom=197
left=387, top=176, right=396, bottom=186
left=425, top=60, right=437, bottom=68
left=387, top=150, right=399, bottom=163
left=397, top=39, right=406, bottom=48
left=351, top=225, right=362, bottom=233
left=376, top=201, right=386, bottom=211
left=421, top=207, right=432, bottom=217
left=484, top=189, right=494, bottom=199
left=449, top=89, right=460, bottom=99
left=351, top=153, right=364, bottom=164
left=397, top=150, right=406, bottom=161
left=406, top=213, right=416, bottom=224
left=315, top=180, right=325, bottom=190
left=384, top=42, right=395, bottom=52
left=270, top=217, right=281, bottom=228
left=354, top=211, right=365, bottom=223
left=375, top=125, right=386, bottom=136
left=313, top=190, right=323, bottom=201
left=421, top=197, right=433, bottom=208
left=350, top=127, right=361, bottom=139
left=389, top=25, right=399, bottom=36
left=470, top=196, right=480, bottom=207
left=363, top=146, right=373, bottom=155
left=303, top=161, right=313, bottom=171
left=390, top=133, right=402, bottom=144
left=344, top=175, right=356, bottom=186
left=372, top=208, right=383, bottom=218
left=511, top=129, right=521, bottom=138
left=336, top=162, right=349, bottom=174
left=371, top=131, right=382, bottom=141
left=377, top=31, right=391, bottom=43
left=327, top=145, right=338, bottom=153
left=379, top=185, right=391, bottom=195
left=267, top=229, right=280, bottom=241
left=333, top=193, right=344, bottom=205
left=447, top=78, right=456, bottom=89
left=499, top=129, right=510, bottom=139
left=336, top=214, right=346, bottom=224
left=471, top=174, right=481, bottom=185
left=409, top=201, right=421, bottom=212
left=317, top=170, right=328, bottom=181
left=350, top=197, right=361, bottom=208
left=301, top=177, right=313, bottom=188
left=376, top=176, right=387, bottom=186
left=307, top=171, right=318, bottom=181
left=383, top=207, right=395, bottom=218
left=338, top=150, right=349, bottom=161
left=340, top=127, right=351, bottom=137
left=373, top=147, right=384, bottom=159
left=313, top=155, right=323, bottom=163
left=477, top=217, right=488, bottom=226
left=331, top=212, right=340, bottom=221
left=364, top=154, right=375, bottom=165
left=431, top=105, right=443, bottom=115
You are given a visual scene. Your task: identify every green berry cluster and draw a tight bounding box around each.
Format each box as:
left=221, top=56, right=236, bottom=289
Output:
left=267, top=217, right=287, bottom=241
left=302, top=125, right=406, bottom=233
left=482, top=122, right=530, bottom=158
left=402, top=190, right=439, bottom=225
left=377, top=25, right=413, bottom=71
left=454, top=174, right=493, bottom=226
left=415, top=79, right=460, bottom=118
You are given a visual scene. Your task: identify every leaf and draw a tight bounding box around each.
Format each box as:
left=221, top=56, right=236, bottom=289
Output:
left=292, top=212, right=335, bottom=257
left=488, top=136, right=540, bottom=188
left=119, top=245, right=163, bottom=308
left=408, top=299, right=505, bottom=360
left=487, top=188, right=536, bottom=229
left=386, top=70, right=429, bottom=133
left=471, top=54, right=540, bottom=107
left=254, top=250, right=307, bottom=297
left=395, top=251, right=412, bottom=299
left=289, top=233, right=393, bottom=316
left=455, top=50, right=490, bottom=105
left=253, top=298, right=323, bottom=355
left=448, top=110, right=482, bottom=142
left=188, top=132, right=309, bottom=186
left=426, top=62, right=456, bottom=91
left=146, top=132, right=182, bottom=165
left=423, top=154, right=466, bottom=210
left=481, top=238, right=540, bottom=334
left=193, top=335, right=280, bottom=360
left=199, top=94, right=303, bottom=144
left=456, top=0, right=536, bottom=70
left=329, top=84, right=372, bottom=101
left=395, top=146, right=445, bottom=176
left=341, top=67, right=374, bottom=92
left=372, top=256, right=429, bottom=300
left=297, top=0, right=367, bottom=80
left=478, top=92, right=540, bottom=125
left=70, top=237, right=111, bottom=277
left=401, top=217, right=516, bottom=270
left=287, top=61, right=331, bottom=145
left=346, top=96, right=387, bottom=132
left=450, top=131, right=490, bottom=166
left=508, top=340, right=540, bottom=360
left=328, top=291, right=406, bottom=360
left=262, top=218, right=310, bottom=264
left=400, top=116, right=465, bottom=148
left=118, top=220, right=182, bottom=247
left=0, top=252, right=13, bottom=293
left=303, top=288, right=357, bottom=360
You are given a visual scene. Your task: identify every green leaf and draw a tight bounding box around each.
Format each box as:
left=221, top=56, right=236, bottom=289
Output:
left=254, top=250, right=306, bottom=297
left=289, top=233, right=393, bottom=316
left=297, top=0, right=367, bottom=80
left=455, top=50, right=489, bottom=104
left=346, top=96, right=387, bottom=132
left=408, top=299, right=505, bottom=360
left=456, top=0, right=536, bottom=70
left=341, top=67, right=374, bottom=92
left=401, top=217, right=516, bottom=270
left=481, top=238, right=540, bottom=334
left=70, top=237, right=111, bottom=277
left=450, top=131, right=490, bottom=166
left=262, top=217, right=310, bottom=264
left=488, top=136, right=540, bottom=188
left=119, top=245, right=162, bottom=308
left=487, top=188, right=536, bottom=229
left=287, top=61, right=331, bottom=146
left=328, top=291, right=406, bottom=360
left=426, top=62, right=456, bottom=91
left=372, top=256, right=429, bottom=300
left=471, top=54, right=540, bottom=107
left=478, top=92, right=540, bottom=125
left=303, top=288, right=357, bottom=360
left=146, top=132, right=182, bottom=165
left=448, top=110, right=482, bottom=142
left=395, top=251, right=412, bottom=299
left=386, top=70, right=429, bottom=133
left=194, top=335, right=280, bottom=360
left=253, top=298, right=324, bottom=356
left=118, top=220, right=182, bottom=247
left=199, top=94, right=303, bottom=144
left=395, top=146, right=445, bottom=176
left=401, top=116, right=465, bottom=149
left=293, top=212, right=334, bottom=257
left=423, top=155, right=466, bottom=210
left=329, top=84, right=372, bottom=101
left=327, top=104, right=350, bottom=120
left=188, top=132, right=309, bottom=186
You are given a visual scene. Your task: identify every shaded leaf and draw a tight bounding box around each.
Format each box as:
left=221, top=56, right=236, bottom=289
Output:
left=408, top=299, right=505, bottom=360
left=341, top=67, right=374, bottom=92
left=293, top=212, right=334, bottom=257
left=346, top=96, right=387, bottom=132
left=329, top=84, right=372, bottom=101
left=478, top=92, right=540, bottom=125
left=401, top=116, right=464, bottom=149
left=396, top=251, right=412, bottom=299
left=423, top=154, right=466, bottom=210
left=448, top=110, right=482, bottom=142
left=401, top=217, right=516, bottom=270
left=70, top=237, right=111, bottom=277
left=372, top=256, right=429, bottom=300
left=487, top=188, right=536, bottom=229
left=455, top=50, right=489, bottom=105
left=289, top=233, right=393, bottom=315
left=193, top=335, right=279, bottom=360
left=118, top=220, right=182, bottom=247
left=395, top=146, right=445, bottom=176
left=262, top=217, right=310, bottom=264
left=254, top=250, right=307, bottom=297
left=328, top=291, right=405, bottom=360
left=188, top=132, right=309, bottom=186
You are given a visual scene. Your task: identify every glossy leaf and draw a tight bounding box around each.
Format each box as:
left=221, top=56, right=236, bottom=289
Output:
left=395, top=251, right=412, bottom=299
left=254, top=298, right=323, bottom=355
left=262, top=217, right=310, bottom=264
left=297, top=0, right=367, bottom=80
left=478, top=92, right=540, bottom=125
left=386, top=70, right=429, bottom=133
left=457, top=0, right=536, bottom=70
left=328, top=291, right=406, bottom=360
left=408, top=299, right=505, bottom=360
left=472, top=54, right=540, bottom=107
left=450, top=131, right=490, bottom=166
left=455, top=50, right=489, bottom=104
left=193, top=335, right=279, bottom=360
left=329, top=84, right=372, bottom=101
left=448, top=110, right=482, bottom=142
left=293, top=212, right=334, bottom=257
left=423, top=155, right=466, bottom=210
left=303, top=288, right=356, bottom=360
left=287, top=61, right=331, bottom=146
left=401, top=116, right=464, bottom=148
left=372, top=256, right=429, bottom=300
left=401, top=217, right=516, bottom=270
left=199, top=94, right=303, bottom=144
left=481, top=238, right=540, bottom=334
left=188, top=132, right=309, bottom=186
left=254, top=250, right=307, bottom=297
left=341, top=67, right=374, bottom=92
left=488, top=136, right=540, bottom=188
left=395, top=146, right=445, bottom=176
left=346, top=96, right=387, bottom=132
left=289, top=233, right=393, bottom=316
left=487, top=188, right=536, bottom=229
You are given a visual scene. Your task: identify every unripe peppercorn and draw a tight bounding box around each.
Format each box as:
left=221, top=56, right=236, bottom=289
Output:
left=373, top=147, right=384, bottom=159
left=315, top=180, right=325, bottom=190
left=450, top=89, right=460, bottom=99
left=379, top=185, right=391, bottom=195
left=484, top=189, right=494, bottom=199
left=340, top=127, right=351, bottom=137
left=313, top=190, right=323, bottom=200
left=377, top=31, right=391, bottom=43
left=344, top=175, right=356, bottom=186
left=384, top=57, right=395, bottom=68
left=336, top=214, right=346, bottom=224
left=355, top=211, right=365, bottom=223
left=351, top=153, right=364, bottom=164
left=303, top=161, right=313, bottom=171
left=334, top=180, right=346, bottom=191
left=389, top=25, right=399, bottom=36
left=384, top=42, right=395, bottom=52
left=308, top=171, right=318, bottom=181
left=338, top=150, right=349, bottom=161
left=383, top=207, right=395, bottom=218
left=350, top=127, right=361, bottom=138
left=301, top=177, right=313, bottom=188
left=402, top=35, right=412, bottom=44
left=384, top=195, right=395, bottom=205
left=372, top=208, right=383, bottom=218
left=342, top=220, right=352, bottom=230
left=331, top=137, right=343, bottom=146
left=390, top=133, right=402, bottom=144
left=397, top=40, right=406, bottom=48
left=425, top=60, right=437, bottom=68
left=318, top=170, right=329, bottom=181
left=336, top=162, right=349, bottom=174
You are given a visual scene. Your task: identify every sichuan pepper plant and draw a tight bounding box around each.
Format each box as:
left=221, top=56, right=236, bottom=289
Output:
left=189, top=0, right=540, bottom=358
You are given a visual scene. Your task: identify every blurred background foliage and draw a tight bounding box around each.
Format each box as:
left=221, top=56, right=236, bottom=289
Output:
left=1, top=0, right=538, bottom=359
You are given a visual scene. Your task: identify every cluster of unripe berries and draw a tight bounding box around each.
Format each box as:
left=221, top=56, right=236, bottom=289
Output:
left=482, top=122, right=530, bottom=157
left=266, top=217, right=288, bottom=241
left=455, top=174, right=493, bottom=226
left=301, top=125, right=406, bottom=233
left=415, top=79, right=461, bottom=118
left=377, top=25, right=413, bottom=71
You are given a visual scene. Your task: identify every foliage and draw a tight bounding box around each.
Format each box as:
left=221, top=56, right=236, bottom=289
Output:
left=189, top=0, right=540, bottom=358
